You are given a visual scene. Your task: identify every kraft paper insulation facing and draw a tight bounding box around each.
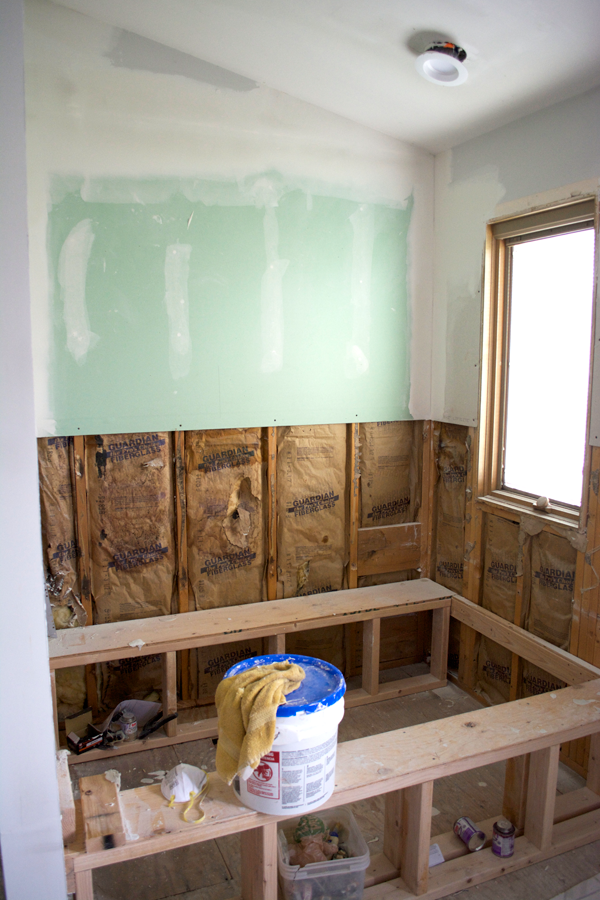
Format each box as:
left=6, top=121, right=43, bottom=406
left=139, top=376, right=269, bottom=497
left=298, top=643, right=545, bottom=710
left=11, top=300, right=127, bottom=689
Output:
left=185, top=429, right=265, bottom=609
left=277, top=424, right=347, bottom=668
left=359, top=421, right=420, bottom=527
left=87, top=433, right=176, bottom=623
left=188, top=640, right=263, bottom=705
left=481, top=515, right=521, bottom=624
left=435, top=424, right=468, bottom=593
left=357, top=422, right=423, bottom=667
left=520, top=659, right=565, bottom=698
left=475, top=635, right=512, bottom=705
left=277, top=425, right=347, bottom=597
left=185, top=429, right=265, bottom=702
left=96, top=655, right=163, bottom=712
left=38, top=438, right=87, bottom=719
left=37, top=437, right=84, bottom=628
left=525, top=530, right=575, bottom=650
left=55, top=667, right=87, bottom=721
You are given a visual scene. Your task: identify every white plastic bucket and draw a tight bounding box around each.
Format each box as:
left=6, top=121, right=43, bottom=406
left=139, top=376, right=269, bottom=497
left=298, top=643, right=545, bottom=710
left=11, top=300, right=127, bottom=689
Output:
left=224, top=653, right=346, bottom=816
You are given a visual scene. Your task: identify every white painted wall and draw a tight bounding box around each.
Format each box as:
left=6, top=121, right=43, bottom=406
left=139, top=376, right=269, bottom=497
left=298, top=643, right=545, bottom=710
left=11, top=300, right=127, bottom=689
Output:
left=24, top=0, right=434, bottom=430
left=432, top=86, right=600, bottom=426
left=0, top=1, right=67, bottom=897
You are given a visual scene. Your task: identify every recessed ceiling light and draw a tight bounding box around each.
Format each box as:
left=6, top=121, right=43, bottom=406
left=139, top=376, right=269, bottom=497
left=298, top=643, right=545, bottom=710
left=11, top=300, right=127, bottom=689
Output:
left=415, top=42, right=468, bottom=87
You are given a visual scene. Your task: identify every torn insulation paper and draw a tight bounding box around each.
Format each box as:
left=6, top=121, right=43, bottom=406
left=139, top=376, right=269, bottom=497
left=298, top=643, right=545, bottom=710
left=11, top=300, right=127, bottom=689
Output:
left=277, top=424, right=347, bottom=598
left=186, top=428, right=265, bottom=610
left=277, top=424, right=347, bottom=667
left=37, top=437, right=86, bottom=628
left=87, top=432, right=176, bottom=624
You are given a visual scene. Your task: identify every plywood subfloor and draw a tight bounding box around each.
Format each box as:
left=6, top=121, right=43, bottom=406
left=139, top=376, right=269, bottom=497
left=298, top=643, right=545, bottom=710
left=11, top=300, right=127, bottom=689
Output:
left=66, top=673, right=599, bottom=900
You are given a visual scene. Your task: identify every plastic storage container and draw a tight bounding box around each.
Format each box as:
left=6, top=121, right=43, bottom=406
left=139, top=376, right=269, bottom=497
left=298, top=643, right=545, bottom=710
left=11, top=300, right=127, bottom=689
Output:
left=277, top=805, right=370, bottom=900
left=225, top=654, right=346, bottom=815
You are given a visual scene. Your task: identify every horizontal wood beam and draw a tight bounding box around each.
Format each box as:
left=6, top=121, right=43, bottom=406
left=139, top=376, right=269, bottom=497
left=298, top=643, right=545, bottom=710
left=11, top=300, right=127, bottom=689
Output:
left=367, top=808, right=600, bottom=899
left=50, top=579, right=452, bottom=669
left=358, top=523, right=421, bottom=576
left=451, top=594, right=600, bottom=685
left=66, top=678, right=600, bottom=873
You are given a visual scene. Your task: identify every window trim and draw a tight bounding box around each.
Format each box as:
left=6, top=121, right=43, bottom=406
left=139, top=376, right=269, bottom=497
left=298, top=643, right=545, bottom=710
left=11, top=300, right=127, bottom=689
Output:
left=478, top=196, right=598, bottom=530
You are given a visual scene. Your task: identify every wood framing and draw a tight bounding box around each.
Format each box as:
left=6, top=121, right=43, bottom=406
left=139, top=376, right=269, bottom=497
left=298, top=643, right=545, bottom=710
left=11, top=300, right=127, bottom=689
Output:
left=357, top=523, right=420, bottom=576
left=348, top=421, right=360, bottom=590
left=72, top=435, right=98, bottom=717
left=174, top=431, right=189, bottom=699
left=451, top=594, right=600, bottom=685
left=266, top=426, right=278, bottom=602
left=63, top=677, right=600, bottom=900
left=51, top=579, right=452, bottom=762
left=419, top=421, right=437, bottom=580
left=50, top=580, right=452, bottom=669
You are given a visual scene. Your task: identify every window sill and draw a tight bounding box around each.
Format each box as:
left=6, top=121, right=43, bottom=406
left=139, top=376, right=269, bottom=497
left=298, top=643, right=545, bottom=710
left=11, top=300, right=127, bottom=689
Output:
left=477, top=491, right=582, bottom=532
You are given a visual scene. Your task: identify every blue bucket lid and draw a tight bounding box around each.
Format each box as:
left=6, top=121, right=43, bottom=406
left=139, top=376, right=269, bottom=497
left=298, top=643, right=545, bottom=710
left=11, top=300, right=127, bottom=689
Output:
left=223, top=654, right=346, bottom=716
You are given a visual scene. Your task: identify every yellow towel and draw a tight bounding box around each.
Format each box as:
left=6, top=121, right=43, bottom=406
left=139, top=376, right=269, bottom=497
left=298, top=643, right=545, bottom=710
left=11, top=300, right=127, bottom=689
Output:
left=215, top=662, right=305, bottom=785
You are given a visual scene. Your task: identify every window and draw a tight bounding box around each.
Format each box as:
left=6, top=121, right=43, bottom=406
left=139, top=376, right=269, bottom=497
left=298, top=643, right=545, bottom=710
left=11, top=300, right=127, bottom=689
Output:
left=481, top=199, right=597, bottom=523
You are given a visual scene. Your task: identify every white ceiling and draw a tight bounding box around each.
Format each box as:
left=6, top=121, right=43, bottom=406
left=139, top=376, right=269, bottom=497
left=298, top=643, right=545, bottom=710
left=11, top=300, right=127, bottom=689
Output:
left=53, top=0, right=600, bottom=153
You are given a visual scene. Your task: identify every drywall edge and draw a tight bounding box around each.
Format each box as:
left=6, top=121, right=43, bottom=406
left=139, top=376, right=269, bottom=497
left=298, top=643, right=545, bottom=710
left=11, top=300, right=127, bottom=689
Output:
left=0, top=1, right=67, bottom=897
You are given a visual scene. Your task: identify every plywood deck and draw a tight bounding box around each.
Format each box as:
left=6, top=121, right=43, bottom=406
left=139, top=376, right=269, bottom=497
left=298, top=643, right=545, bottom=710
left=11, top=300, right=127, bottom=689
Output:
left=65, top=673, right=600, bottom=900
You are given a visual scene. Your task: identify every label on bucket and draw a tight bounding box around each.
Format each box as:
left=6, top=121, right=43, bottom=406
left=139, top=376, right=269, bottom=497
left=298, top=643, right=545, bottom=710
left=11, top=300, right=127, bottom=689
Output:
left=247, top=752, right=280, bottom=800
left=247, top=734, right=337, bottom=810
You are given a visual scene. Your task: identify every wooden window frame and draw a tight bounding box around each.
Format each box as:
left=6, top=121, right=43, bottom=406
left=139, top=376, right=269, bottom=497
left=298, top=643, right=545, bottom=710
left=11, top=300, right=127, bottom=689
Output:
left=478, top=197, right=598, bottom=530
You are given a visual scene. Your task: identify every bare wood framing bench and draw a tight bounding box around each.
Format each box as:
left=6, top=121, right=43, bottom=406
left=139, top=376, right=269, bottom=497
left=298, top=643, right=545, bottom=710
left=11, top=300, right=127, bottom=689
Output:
left=49, top=579, right=452, bottom=763
left=55, top=582, right=600, bottom=899
left=62, top=675, right=600, bottom=900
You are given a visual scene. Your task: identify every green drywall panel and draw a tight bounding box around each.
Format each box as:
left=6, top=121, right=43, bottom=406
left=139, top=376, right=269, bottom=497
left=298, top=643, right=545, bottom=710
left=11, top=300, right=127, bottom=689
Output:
left=44, top=175, right=412, bottom=436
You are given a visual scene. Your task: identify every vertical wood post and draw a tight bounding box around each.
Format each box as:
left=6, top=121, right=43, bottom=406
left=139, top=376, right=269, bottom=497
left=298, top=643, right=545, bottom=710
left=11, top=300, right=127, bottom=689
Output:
left=524, top=744, right=560, bottom=850
left=362, top=617, right=380, bottom=696
left=586, top=731, right=600, bottom=795
left=174, top=431, right=189, bottom=700
left=161, top=651, right=178, bottom=738
left=459, top=427, right=484, bottom=694
left=430, top=606, right=450, bottom=682
left=73, top=436, right=92, bottom=624
left=348, top=422, right=360, bottom=589
left=401, top=781, right=433, bottom=896
left=267, top=427, right=278, bottom=602
left=74, top=868, right=94, bottom=900
left=73, top=436, right=98, bottom=717
left=240, top=822, right=278, bottom=900
left=383, top=790, right=403, bottom=870
left=419, top=421, right=436, bottom=580
left=266, top=634, right=285, bottom=655
left=346, top=422, right=361, bottom=677
left=503, top=754, right=530, bottom=830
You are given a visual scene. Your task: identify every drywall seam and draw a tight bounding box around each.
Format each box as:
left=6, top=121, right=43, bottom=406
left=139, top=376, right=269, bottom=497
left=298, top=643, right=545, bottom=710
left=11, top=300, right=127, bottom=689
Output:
left=260, top=201, right=287, bottom=375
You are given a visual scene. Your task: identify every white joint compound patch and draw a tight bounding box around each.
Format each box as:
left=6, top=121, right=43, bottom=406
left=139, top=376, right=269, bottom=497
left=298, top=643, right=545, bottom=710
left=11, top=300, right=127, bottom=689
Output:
left=164, top=244, right=192, bottom=379
left=58, top=218, right=99, bottom=364
left=260, top=204, right=288, bottom=374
